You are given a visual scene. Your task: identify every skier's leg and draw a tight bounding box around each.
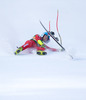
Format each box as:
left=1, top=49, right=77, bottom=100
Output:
left=14, top=40, right=33, bottom=55
left=22, top=40, right=33, bottom=50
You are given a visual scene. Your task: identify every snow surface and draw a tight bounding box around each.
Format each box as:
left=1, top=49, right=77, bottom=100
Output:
left=0, top=0, right=86, bottom=100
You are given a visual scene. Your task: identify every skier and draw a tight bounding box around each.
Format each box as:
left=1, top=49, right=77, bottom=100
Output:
left=14, top=32, right=59, bottom=55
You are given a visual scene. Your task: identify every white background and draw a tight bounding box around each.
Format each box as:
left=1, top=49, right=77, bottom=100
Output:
left=0, top=0, right=86, bottom=100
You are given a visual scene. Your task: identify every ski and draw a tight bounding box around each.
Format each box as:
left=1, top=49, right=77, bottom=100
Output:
left=40, top=21, right=65, bottom=51
left=40, top=21, right=73, bottom=59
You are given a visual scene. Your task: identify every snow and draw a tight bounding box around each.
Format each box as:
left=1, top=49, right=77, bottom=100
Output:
left=0, top=0, right=86, bottom=100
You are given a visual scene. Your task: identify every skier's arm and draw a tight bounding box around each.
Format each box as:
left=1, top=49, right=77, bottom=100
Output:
left=34, top=34, right=45, bottom=47
left=37, top=40, right=45, bottom=47
left=45, top=44, right=58, bottom=51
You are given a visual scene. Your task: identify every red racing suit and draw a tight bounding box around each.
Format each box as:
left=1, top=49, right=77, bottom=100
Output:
left=22, top=34, right=46, bottom=51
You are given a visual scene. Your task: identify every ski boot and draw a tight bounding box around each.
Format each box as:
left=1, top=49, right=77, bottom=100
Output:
left=55, top=37, right=59, bottom=41
left=14, top=47, right=23, bottom=55
left=37, top=50, right=47, bottom=55
left=51, top=31, right=55, bottom=35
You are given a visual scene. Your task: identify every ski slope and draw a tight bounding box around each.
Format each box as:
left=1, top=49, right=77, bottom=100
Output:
left=0, top=0, right=86, bottom=100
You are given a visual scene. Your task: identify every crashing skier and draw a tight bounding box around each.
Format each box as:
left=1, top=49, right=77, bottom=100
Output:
left=14, top=32, right=59, bottom=55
